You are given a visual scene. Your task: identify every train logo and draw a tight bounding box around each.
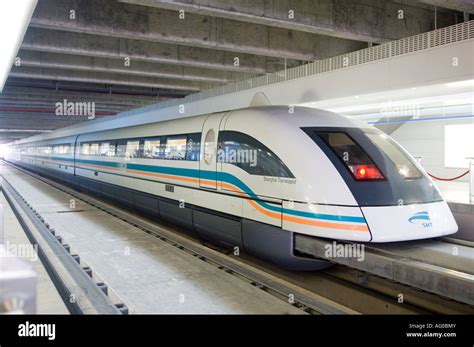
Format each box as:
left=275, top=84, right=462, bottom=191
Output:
left=408, top=211, right=432, bottom=228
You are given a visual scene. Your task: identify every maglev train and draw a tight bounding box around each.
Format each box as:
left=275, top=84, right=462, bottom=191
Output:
left=6, top=106, right=458, bottom=270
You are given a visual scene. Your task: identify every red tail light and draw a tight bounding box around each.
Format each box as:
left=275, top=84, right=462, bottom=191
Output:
left=351, top=164, right=384, bottom=180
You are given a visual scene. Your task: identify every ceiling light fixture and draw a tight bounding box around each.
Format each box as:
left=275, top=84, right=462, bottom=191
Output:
left=0, top=0, right=38, bottom=92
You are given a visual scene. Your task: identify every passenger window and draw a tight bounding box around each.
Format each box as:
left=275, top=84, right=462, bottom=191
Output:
left=100, top=142, right=115, bottom=156
left=218, top=131, right=294, bottom=178
left=81, top=143, right=90, bottom=155
left=186, top=133, right=201, bottom=161
left=203, top=129, right=215, bottom=164
left=125, top=140, right=140, bottom=158
left=165, top=136, right=186, bottom=160
left=90, top=143, right=99, bottom=156
left=116, top=140, right=126, bottom=157
left=143, top=138, right=162, bottom=158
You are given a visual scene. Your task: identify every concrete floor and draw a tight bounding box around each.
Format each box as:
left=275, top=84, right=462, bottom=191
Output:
left=0, top=194, right=68, bottom=314
left=0, top=165, right=303, bottom=314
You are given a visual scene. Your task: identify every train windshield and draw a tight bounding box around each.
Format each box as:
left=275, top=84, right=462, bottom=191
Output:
left=303, top=127, right=441, bottom=206
left=317, top=132, right=384, bottom=181
left=364, top=131, right=422, bottom=179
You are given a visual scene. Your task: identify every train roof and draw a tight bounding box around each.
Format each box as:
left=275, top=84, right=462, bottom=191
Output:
left=13, top=104, right=365, bottom=145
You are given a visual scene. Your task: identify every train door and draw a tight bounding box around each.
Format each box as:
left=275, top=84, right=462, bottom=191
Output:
left=199, top=113, right=225, bottom=189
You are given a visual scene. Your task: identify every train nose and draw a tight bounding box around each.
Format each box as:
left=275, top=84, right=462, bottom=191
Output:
left=362, top=201, right=458, bottom=242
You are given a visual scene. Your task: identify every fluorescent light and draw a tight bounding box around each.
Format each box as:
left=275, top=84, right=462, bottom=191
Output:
left=442, top=96, right=474, bottom=106
left=0, top=0, right=38, bottom=92
left=446, top=79, right=474, bottom=89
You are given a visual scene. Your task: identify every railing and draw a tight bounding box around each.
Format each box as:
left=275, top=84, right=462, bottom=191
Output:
left=417, top=155, right=473, bottom=204
left=120, top=20, right=474, bottom=117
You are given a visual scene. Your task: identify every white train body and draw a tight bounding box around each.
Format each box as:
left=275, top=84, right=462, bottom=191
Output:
left=6, top=106, right=458, bottom=270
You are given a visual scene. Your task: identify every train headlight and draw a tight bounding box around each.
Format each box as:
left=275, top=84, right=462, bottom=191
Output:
left=351, top=164, right=384, bottom=181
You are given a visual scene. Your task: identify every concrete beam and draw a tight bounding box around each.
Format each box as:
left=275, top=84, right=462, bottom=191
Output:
left=0, top=129, right=52, bottom=133
left=0, top=114, right=105, bottom=128
left=17, top=50, right=257, bottom=84
left=0, top=106, right=116, bottom=116
left=30, top=0, right=366, bottom=61
left=120, top=0, right=459, bottom=42
left=0, top=100, right=130, bottom=113
left=0, top=96, right=148, bottom=110
left=21, top=28, right=295, bottom=75
left=0, top=87, right=160, bottom=107
left=0, top=130, right=52, bottom=143
left=0, top=138, right=38, bottom=144
left=9, top=66, right=213, bottom=91
left=0, top=113, right=97, bottom=121
left=0, top=119, right=84, bottom=130
left=3, top=82, right=176, bottom=100
left=419, top=0, right=474, bottom=13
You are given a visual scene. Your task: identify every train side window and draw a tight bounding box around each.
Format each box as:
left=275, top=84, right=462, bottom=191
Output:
left=143, top=137, right=162, bottom=158
left=164, top=135, right=187, bottom=160
left=125, top=140, right=140, bottom=158
left=89, top=143, right=99, bottom=156
left=115, top=140, right=125, bottom=157
left=54, top=145, right=68, bottom=155
left=100, top=142, right=115, bottom=156
left=81, top=143, right=90, bottom=155
left=186, top=133, right=201, bottom=161
left=218, top=131, right=294, bottom=178
left=203, top=130, right=215, bottom=164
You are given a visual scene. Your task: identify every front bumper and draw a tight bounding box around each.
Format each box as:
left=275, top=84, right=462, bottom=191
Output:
left=362, top=201, right=458, bottom=242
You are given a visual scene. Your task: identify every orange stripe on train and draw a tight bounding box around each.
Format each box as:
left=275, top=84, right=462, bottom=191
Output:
left=119, top=168, right=368, bottom=232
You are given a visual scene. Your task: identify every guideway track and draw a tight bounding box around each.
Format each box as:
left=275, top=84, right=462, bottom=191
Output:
left=295, top=235, right=474, bottom=306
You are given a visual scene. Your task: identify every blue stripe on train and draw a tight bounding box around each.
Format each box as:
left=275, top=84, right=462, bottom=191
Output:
left=127, top=163, right=366, bottom=224
left=37, top=157, right=366, bottom=224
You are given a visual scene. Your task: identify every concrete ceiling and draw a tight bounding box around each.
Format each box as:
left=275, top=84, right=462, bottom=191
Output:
left=2, top=0, right=471, bottom=144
